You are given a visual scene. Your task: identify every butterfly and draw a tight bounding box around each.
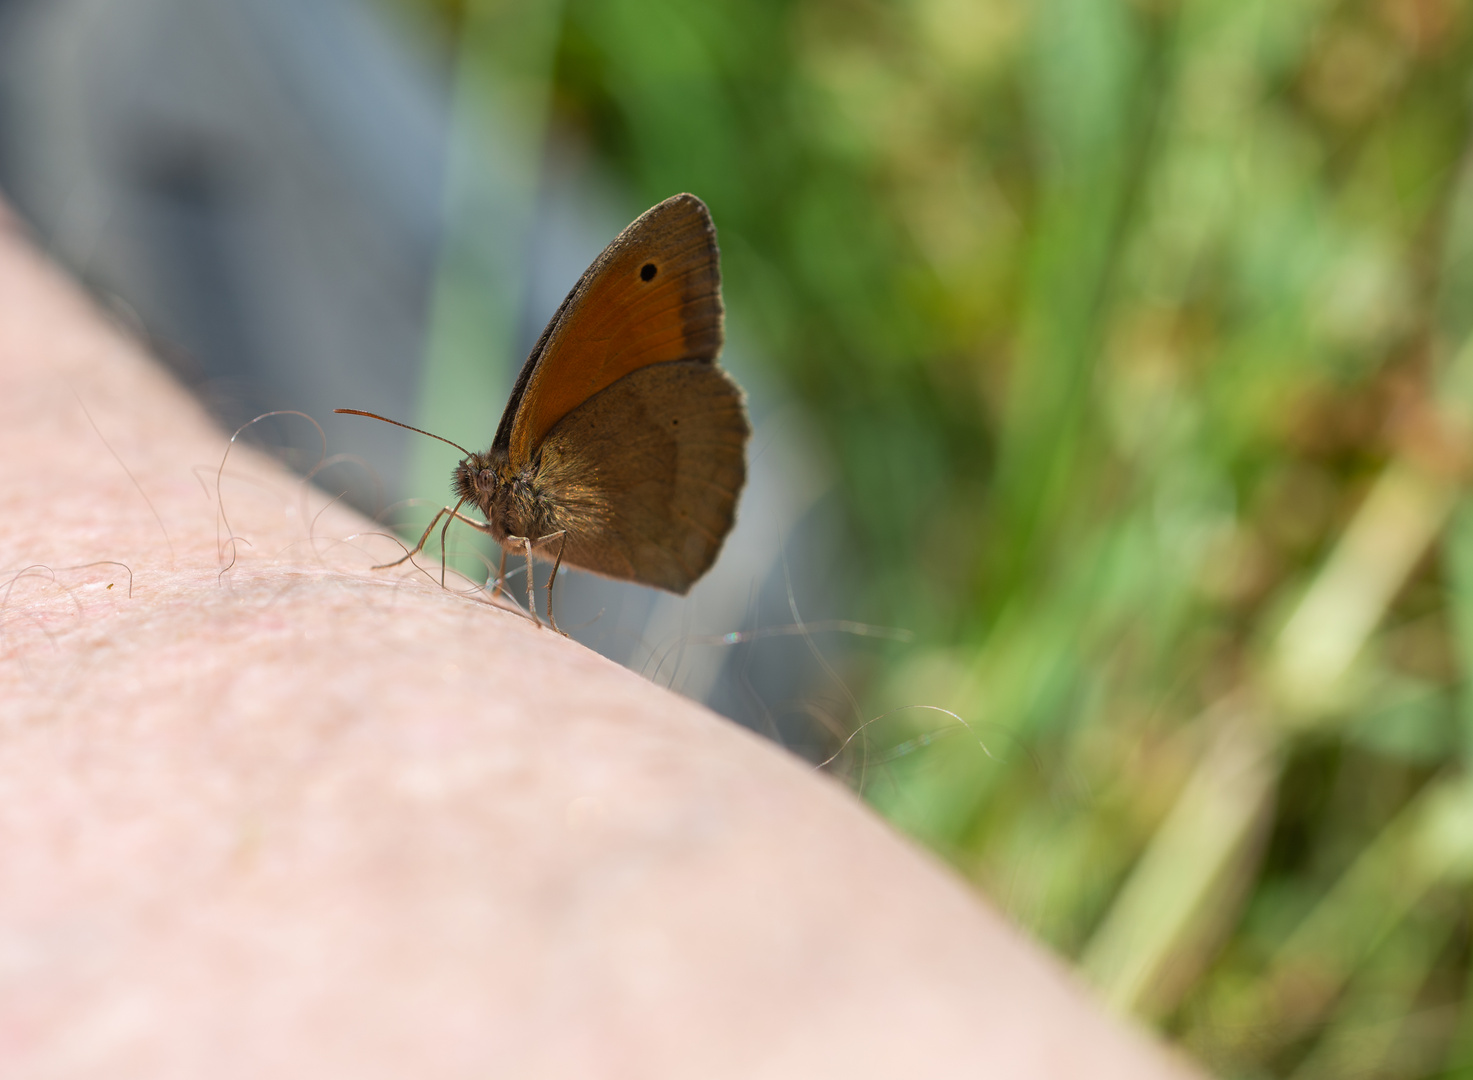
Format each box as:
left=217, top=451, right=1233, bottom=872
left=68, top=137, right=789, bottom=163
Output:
left=339, top=194, right=749, bottom=631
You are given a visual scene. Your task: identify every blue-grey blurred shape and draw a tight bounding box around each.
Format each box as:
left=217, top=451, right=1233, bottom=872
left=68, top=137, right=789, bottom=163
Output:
left=0, top=0, right=448, bottom=503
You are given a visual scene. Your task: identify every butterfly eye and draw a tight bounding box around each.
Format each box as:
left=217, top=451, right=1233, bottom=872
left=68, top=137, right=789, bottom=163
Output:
left=478, top=468, right=496, bottom=489
left=640, top=263, right=657, bottom=282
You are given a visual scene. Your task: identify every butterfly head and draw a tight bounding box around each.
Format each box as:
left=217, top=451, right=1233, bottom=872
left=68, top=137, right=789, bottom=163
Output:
left=452, top=449, right=511, bottom=515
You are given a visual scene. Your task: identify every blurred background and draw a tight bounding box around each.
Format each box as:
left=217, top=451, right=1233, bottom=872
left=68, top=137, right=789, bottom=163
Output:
left=4, top=0, right=1473, bottom=1075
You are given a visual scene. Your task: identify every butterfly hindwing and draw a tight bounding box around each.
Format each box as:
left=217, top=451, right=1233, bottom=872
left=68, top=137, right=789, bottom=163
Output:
left=530, top=359, right=748, bottom=593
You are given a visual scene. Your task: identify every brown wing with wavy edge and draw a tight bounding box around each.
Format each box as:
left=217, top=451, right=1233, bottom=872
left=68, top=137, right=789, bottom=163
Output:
left=496, top=193, right=724, bottom=469
left=531, top=359, right=749, bottom=593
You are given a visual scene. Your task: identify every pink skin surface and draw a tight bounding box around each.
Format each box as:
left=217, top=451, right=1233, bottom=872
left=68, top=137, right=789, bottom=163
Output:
left=0, top=203, right=1204, bottom=1079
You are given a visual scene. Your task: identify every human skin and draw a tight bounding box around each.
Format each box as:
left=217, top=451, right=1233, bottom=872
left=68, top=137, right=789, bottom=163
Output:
left=0, top=202, right=1202, bottom=1078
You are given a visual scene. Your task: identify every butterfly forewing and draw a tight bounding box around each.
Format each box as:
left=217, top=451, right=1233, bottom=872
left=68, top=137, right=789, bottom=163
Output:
left=499, top=194, right=724, bottom=468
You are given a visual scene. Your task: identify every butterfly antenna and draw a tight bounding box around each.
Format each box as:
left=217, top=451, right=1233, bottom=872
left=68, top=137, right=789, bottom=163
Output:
left=334, top=409, right=472, bottom=457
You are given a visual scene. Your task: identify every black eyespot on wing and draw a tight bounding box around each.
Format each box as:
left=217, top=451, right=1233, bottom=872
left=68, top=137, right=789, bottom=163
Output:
left=640, top=262, right=658, bottom=281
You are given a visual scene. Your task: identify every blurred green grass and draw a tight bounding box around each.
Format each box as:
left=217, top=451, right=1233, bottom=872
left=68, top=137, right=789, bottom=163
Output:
left=396, top=0, right=1473, bottom=1074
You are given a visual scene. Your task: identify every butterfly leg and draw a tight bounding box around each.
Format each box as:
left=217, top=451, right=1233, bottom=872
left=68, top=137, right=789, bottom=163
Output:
left=501, top=534, right=541, bottom=627
left=521, top=536, right=540, bottom=628
left=540, top=531, right=569, bottom=636
left=372, top=506, right=451, bottom=570
left=437, top=509, right=457, bottom=587
left=372, top=499, right=488, bottom=580
left=491, top=545, right=507, bottom=599
left=432, top=507, right=498, bottom=587
left=499, top=533, right=567, bottom=632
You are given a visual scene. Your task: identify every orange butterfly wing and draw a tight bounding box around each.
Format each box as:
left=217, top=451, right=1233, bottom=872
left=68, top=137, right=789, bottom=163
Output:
left=493, top=193, right=724, bottom=466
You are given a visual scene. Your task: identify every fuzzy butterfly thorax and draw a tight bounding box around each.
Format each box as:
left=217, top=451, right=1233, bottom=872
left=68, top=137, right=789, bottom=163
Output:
left=451, top=446, right=614, bottom=549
